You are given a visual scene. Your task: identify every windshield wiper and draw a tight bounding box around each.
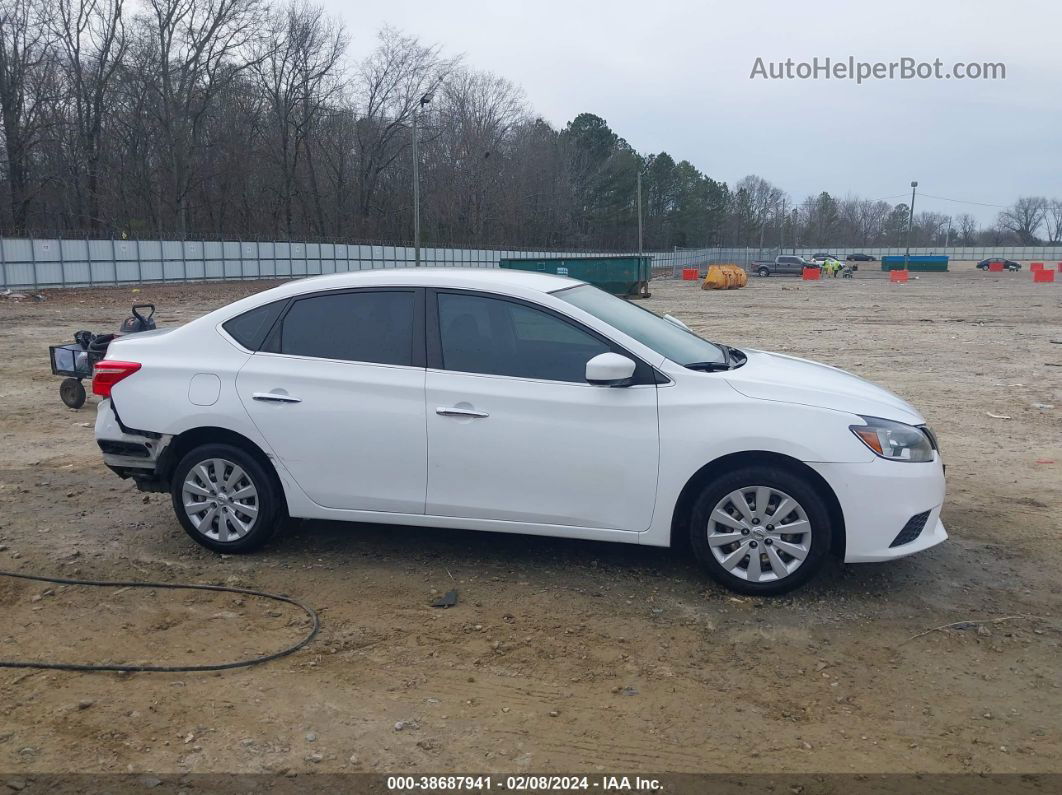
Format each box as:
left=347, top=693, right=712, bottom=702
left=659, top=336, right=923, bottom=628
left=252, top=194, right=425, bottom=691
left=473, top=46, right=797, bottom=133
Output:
left=686, top=344, right=740, bottom=372
left=685, top=360, right=731, bottom=372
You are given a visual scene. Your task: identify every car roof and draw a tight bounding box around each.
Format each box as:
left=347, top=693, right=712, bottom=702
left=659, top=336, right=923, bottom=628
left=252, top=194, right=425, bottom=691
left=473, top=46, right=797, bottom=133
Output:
left=287, top=267, right=575, bottom=293
left=208, top=267, right=585, bottom=323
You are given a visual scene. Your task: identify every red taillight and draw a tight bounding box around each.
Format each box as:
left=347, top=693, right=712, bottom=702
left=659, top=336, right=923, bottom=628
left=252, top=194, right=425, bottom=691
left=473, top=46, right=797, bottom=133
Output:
left=91, top=360, right=142, bottom=397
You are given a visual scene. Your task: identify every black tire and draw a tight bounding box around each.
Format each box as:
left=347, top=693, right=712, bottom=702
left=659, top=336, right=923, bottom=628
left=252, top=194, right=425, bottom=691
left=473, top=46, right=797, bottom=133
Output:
left=170, top=443, right=282, bottom=554
left=689, top=465, right=832, bottom=596
left=60, top=377, right=87, bottom=409
left=757, top=267, right=770, bottom=277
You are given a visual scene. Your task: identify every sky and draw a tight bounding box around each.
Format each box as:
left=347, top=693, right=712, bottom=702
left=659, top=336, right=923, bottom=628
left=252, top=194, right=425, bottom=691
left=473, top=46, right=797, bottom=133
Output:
left=322, top=0, right=1060, bottom=224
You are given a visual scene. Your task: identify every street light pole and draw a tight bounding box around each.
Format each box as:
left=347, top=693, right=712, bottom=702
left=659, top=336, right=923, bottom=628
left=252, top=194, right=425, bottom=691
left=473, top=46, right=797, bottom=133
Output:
left=412, top=93, right=432, bottom=267
left=904, top=180, right=918, bottom=270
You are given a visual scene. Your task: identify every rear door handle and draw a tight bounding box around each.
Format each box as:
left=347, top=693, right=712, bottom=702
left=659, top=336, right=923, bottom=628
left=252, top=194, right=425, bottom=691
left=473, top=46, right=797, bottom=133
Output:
left=253, top=392, right=302, bottom=403
left=436, top=406, right=489, bottom=418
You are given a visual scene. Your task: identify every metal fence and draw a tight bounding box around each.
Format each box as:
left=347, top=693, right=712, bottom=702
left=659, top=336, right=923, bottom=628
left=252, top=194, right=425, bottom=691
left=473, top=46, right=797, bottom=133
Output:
left=0, top=237, right=718, bottom=290
left=3, top=236, right=1061, bottom=290
left=677, top=245, right=1062, bottom=267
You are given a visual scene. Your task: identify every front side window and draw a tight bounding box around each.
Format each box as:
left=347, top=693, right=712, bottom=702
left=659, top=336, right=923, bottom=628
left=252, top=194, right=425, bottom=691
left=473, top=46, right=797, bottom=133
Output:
left=271, top=290, right=415, bottom=366
left=437, top=292, right=608, bottom=382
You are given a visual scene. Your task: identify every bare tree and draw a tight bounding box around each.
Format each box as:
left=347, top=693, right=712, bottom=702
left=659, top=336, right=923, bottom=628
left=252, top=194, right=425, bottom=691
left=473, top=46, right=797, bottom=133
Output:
left=734, top=174, right=784, bottom=249
left=956, top=213, right=978, bottom=245
left=352, top=27, right=458, bottom=229
left=140, top=0, right=266, bottom=236
left=1043, top=200, right=1062, bottom=244
left=0, top=0, right=56, bottom=230
left=856, top=199, right=890, bottom=244
left=429, top=68, right=528, bottom=239
left=250, top=0, right=345, bottom=237
left=48, top=0, right=127, bottom=231
left=998, top=196, right=1047, bottom=244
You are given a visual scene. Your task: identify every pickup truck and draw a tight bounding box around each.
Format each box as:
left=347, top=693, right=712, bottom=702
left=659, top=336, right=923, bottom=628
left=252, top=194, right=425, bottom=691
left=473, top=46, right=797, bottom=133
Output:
left=751, top=255, right=818, bottom=277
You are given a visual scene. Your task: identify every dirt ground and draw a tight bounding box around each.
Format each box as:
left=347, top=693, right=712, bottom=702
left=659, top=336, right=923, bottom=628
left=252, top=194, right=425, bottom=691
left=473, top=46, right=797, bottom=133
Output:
left=0, top=263, right=1060, bottom=778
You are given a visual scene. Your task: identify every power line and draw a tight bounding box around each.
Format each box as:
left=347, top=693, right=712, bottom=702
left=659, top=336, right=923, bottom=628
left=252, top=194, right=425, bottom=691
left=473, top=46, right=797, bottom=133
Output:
left=916, top=192, right=1007, bottom=209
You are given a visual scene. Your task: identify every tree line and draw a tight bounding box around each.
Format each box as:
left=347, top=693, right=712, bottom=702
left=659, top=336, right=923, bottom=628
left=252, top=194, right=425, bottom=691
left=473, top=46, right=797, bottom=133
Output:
left=1, top=0, right=1059, bottom=249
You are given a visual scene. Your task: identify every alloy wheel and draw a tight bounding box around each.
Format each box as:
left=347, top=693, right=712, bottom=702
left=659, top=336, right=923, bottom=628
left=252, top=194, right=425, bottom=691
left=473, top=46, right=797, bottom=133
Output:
left=181, top=458, right=260, bottom=543
left=706, top=486, right=812, bottom=583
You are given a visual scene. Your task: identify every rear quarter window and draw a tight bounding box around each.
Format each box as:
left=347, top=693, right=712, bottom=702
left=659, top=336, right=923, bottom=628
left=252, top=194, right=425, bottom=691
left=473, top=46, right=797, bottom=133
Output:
left=222, top=301, right=286, bottom=350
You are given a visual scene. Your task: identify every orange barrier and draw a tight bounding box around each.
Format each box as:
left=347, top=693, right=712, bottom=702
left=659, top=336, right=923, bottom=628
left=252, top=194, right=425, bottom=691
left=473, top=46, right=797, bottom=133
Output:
left=802, top=267, right=820, bottom=281
left=1031, top=262, right=1044, bottom=272
left=682, top=268, right=699, bottom=281
left=1058, top=262, right=1062, bottom=272
left=889, top=270, right=909, bottom=283
left=1033, top=269, right=1055, bottom=283
left=988, top=261, right=1004, bottom=272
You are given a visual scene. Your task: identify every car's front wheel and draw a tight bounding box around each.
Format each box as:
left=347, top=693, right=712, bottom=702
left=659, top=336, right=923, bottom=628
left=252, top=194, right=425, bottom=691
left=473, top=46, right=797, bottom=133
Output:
left=171, top=443, right=282, bottom=553
left=689, top=466, right=832, bottom=595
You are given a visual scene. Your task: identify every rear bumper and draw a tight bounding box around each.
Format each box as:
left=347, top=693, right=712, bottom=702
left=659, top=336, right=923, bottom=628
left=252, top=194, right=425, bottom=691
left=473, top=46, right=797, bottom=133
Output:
left=808, top=457, right=948, bottom=563
left=95, top=399, right=170, bottom=490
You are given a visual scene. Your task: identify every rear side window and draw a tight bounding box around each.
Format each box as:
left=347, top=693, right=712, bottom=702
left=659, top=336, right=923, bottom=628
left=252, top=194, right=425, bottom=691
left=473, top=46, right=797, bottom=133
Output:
left=273, top=290, right=415, bottom=366
left=222, top=301, right=285, bottom=350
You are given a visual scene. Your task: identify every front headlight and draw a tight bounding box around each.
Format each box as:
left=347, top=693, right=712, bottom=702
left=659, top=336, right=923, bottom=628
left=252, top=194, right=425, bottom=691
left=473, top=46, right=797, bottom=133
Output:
left=850, top=416, right=935, bottom=462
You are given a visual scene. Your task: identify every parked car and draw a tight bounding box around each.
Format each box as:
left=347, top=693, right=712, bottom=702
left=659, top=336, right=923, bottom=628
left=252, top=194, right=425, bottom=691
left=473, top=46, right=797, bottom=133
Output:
left=976, top=258, right=1022, bottom=271
left=811, top=252, right=842, bottom=263
left=846, top=253, right=876, bottom=262
left=751, top=255, right=818, bottom=277
left=94, top=269, right=946, bottom=595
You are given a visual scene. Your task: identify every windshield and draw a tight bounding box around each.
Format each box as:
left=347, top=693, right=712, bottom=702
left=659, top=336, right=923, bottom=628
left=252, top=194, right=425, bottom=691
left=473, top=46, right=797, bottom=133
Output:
left=553, top=285, right=726, bottom=366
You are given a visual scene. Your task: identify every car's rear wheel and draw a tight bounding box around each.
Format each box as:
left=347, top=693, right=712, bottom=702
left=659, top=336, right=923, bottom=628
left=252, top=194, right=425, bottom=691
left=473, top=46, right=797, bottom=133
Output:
left=689, top=466, right=832, bottom=595
left=171, top=443, right=281, bottom=553
left=757, top=267, right=770, bottom=277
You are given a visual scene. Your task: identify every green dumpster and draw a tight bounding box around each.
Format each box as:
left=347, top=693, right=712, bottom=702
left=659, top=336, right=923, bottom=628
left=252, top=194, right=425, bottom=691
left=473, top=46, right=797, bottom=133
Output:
left=498, top=256, right=653, bottom=297
left=881, top=255, right=949, bottom=272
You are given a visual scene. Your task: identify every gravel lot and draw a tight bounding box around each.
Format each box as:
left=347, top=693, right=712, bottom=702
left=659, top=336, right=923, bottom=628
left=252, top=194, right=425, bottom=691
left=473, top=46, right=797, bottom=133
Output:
left=0, top=265, right=1060, bottom=777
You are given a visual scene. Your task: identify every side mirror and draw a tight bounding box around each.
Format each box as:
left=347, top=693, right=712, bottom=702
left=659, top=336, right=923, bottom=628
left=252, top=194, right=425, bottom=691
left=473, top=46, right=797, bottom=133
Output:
left=585, top=352, right=636, bottom=387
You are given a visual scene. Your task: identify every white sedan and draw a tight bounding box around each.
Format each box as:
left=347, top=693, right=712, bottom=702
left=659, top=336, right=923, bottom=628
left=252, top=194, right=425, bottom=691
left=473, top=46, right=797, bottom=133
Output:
left=94, top=269, right=946, bottom=594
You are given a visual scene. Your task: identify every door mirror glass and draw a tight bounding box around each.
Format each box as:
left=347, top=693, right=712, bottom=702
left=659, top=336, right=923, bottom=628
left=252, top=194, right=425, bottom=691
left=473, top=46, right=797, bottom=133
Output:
left=585, top=353, right=636, bottom=387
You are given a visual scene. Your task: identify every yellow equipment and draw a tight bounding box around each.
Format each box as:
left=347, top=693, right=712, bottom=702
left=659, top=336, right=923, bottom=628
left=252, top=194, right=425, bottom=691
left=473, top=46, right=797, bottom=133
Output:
left=701, top=264, right=748, bottom=290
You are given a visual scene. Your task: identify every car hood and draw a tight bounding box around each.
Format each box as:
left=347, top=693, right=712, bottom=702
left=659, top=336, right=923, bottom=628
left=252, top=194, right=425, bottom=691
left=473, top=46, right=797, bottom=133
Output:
left=722, top=349, right=925, bottom=424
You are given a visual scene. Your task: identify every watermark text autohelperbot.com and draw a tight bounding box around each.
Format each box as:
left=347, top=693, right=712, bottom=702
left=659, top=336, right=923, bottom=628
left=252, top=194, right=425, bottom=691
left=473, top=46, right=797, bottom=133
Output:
left=750, top=57, right=1005, bottom=83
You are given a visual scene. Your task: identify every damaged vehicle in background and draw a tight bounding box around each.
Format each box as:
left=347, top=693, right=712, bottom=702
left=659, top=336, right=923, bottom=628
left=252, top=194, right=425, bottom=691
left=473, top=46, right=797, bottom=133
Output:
left=94, top=270, right=946, bottom=595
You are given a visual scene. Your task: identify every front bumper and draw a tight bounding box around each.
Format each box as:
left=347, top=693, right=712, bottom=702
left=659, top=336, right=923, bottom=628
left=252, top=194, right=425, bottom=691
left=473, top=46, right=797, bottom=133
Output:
left=808, top=456, right=947, bottom=563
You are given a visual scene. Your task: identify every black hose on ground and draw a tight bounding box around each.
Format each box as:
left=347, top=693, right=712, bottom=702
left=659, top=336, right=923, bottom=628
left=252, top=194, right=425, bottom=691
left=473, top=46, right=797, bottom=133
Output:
left=0, top=569, right=319, bottom=673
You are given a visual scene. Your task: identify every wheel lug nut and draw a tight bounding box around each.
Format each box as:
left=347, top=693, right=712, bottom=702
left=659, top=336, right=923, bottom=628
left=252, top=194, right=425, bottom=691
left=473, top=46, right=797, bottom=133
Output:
left=741, top=528, right=750, bottom=535
left=749, top=541, right=758, bottom=548
left=751, top=518, right=760, bottom=525
left=765, top=538, right=773, bottom=545
left=766, top=524, right=774, bottom=531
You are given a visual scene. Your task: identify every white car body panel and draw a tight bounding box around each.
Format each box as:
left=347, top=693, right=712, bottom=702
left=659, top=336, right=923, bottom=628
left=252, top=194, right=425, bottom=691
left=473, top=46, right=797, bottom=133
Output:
left=724, top=350, right=924, bottom=425
left=96, top=268, right=947, bottom=567
left=425, top=369, right=659, bottom=530
left=236, top=354, right=427, bottom=514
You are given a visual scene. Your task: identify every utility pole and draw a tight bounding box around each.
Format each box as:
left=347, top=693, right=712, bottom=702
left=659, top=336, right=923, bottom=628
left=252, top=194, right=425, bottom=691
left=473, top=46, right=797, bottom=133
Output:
left=412, top=93, right=432, bottom=267
left=636, top=169, right=644, bottom=254
left=904, top=180, right=918, bottom=270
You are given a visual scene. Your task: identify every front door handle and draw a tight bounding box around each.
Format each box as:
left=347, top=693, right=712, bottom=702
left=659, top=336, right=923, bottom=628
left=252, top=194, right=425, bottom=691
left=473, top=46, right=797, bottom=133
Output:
left=253, top=392, right=302, bottom=403
left=436, top=406, right=489, bottom=419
